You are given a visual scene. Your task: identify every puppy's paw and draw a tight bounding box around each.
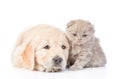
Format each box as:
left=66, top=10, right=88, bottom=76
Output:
left=45, top=67, right=61, bottom=72
left=69, top=65, right=83, bottom=71
left=34, top=65, right=46, bottom=72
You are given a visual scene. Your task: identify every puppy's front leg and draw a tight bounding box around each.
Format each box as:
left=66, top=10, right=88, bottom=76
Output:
left=69, top=50, right=93, bottom=71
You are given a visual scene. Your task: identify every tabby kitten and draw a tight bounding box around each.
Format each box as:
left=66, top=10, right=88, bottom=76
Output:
left=65, top=19, right=106, bottom=70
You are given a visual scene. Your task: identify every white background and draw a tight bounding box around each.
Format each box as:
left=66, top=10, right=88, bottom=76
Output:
left=0, top=0, right=120, bottom=79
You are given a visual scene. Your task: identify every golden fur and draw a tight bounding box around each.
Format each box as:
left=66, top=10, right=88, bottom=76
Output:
left=65, top=19, right=106, bottom=70
left=11, top=24, right=70, bottom=72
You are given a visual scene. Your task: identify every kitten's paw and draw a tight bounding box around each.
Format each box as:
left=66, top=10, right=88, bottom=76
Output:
left=69, top=65, right=83, bottom=71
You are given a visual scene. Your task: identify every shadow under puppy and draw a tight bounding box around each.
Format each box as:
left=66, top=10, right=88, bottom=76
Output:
left=11, top=24, right=70, bottom=72
left=65, top=19, right=106, bottom=71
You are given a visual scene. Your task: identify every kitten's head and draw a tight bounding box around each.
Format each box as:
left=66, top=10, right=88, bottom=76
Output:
left=65, top=19, right=95, bottom=45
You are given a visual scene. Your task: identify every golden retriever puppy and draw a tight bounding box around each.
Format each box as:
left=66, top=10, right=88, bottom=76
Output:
left=65, top=19, right=106, bottom=71
left=11, top=24, right=70, bottom=72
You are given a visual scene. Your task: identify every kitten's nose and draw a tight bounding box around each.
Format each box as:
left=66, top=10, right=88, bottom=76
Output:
left=53, top=56, right=63, bottom=65
left=78, top=39, right=82, bottom=41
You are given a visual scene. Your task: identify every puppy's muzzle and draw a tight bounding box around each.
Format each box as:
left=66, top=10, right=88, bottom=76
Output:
left=52, top=56, right=63, bottom=65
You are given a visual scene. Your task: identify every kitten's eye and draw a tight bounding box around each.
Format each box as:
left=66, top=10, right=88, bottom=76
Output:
left=62, top=45, right=66, bottom=49
left=83, top=34, right=88, bottom=37
left=73, top=33, right=77, bottom=36
left=44, top=45, right=50, bottom=49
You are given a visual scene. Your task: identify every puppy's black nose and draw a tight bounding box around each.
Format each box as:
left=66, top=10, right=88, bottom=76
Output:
left=53, top=56, right=63, bottom=65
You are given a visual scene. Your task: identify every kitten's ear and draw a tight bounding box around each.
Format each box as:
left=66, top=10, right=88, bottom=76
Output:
left=66, top=20, right=75, bottom=28
left=87, top=21, right=95, bottom=33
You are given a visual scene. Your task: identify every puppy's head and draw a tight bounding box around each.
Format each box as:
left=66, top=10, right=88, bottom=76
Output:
left=22, top=26, right=70, bottom=72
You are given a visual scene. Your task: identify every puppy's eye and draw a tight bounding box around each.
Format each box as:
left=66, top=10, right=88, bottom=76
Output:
left=44, top=45, right=50, bottom=49
left=83, top=34, right=88, bottom=37
left=62, top=45, right=66, bottom=49
left=73, top=33, right=77, bottom=36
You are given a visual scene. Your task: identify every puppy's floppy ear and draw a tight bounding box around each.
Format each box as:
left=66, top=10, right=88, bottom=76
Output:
left=22, top=44, right=35, bottom=70
left=66, top=20, right=75, bottom=28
